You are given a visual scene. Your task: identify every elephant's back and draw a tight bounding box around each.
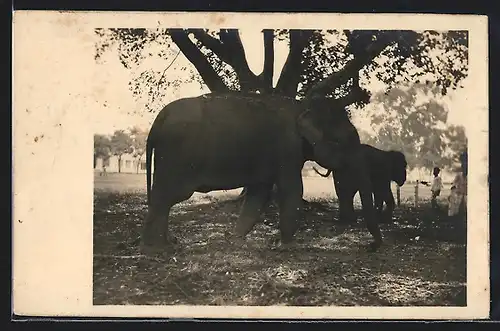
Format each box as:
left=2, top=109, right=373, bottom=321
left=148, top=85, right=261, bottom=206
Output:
left=158, top=93, right=299, bottom=136
left=157, top=92, right=295, bottom=119
left=153, top=93, right=301, bottom=157
left=199, top=92, right=302, bottom=118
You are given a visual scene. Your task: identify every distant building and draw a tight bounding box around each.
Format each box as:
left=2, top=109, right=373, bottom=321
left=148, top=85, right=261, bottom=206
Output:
left=94, top=153, right=151, bottom=174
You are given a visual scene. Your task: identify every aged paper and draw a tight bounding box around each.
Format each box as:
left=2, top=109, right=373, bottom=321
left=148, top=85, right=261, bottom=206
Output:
left=12, top=11, right=489, bottom=319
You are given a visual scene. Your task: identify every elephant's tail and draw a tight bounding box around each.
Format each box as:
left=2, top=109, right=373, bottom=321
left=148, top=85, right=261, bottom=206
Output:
left=146, top=134, right=153, bottom=206
left=312, top=166, right=332, bottom=178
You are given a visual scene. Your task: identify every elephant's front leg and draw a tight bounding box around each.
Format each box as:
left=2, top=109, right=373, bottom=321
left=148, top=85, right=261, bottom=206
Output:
left=275, top=168, right=304, bottom=248
left=233, top=184, right=272, bottom=243
left=355, top=162, right=383, bottom=251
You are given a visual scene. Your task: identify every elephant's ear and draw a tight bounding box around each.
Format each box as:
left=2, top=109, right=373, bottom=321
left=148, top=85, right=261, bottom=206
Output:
left=297, top=109, right=324, bottom=145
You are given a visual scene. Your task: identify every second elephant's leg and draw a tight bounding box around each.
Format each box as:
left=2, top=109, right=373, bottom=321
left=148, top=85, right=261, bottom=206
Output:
left=373, top=186, right=384, bottom=220
left=382, top=184, right=396, bottom=222
left=334, top=171, right=356, bottom=222
left=352, top=157, right=382, bottom=251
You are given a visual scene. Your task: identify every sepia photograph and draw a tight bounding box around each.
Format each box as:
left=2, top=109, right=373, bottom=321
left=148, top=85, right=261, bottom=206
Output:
left=12, top=12, right=489, bottom=319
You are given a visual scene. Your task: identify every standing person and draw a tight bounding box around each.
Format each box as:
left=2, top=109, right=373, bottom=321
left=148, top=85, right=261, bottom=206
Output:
left=448, top=151, right=467, bottom=218
left=102, top=164, right=107, bottom=177
left=430, top=167, right=443, bottom=210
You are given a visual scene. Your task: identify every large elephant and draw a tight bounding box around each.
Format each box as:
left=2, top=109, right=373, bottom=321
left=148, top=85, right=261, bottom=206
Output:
left=313, top=144, right=407, bottom=223
left=141, top=92, right=382, bottom=254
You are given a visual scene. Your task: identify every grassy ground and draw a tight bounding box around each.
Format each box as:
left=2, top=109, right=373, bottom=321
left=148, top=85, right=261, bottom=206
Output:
left=93, top=173, right=466, bottom=306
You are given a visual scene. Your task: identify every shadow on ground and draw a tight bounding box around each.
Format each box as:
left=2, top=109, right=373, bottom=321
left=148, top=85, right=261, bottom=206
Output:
left=93, top=191, right=466, bottom=306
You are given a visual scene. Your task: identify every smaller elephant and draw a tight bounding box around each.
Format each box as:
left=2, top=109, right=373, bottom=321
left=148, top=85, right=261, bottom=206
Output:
left=313, top=144, right=407, bottom=223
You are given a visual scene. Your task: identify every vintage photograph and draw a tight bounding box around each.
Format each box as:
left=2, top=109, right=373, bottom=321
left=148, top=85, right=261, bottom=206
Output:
left=93, top=27, right=470, bottom=306
left=12, top=11, right=489, bottom=319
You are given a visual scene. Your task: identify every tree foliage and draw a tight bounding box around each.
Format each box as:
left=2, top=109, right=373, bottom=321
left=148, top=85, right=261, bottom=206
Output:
left=94, top=134, right=112, bottom=159
left=94, top=28, right=468, bottom=114
left=357, top=83, right=467, bottom=172
left=94, top=128, right=149, bottom=172
left=129, top=126, right=148, bottom=173
left=109, top=130, right=134, bottom=173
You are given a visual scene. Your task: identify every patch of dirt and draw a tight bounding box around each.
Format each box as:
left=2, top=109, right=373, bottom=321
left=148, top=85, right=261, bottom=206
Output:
left=93, top=191, right=466, bottom=306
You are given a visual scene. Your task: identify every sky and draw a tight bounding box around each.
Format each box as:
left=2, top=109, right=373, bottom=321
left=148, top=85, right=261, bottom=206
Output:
left=91, top=30, right=470, bottom=136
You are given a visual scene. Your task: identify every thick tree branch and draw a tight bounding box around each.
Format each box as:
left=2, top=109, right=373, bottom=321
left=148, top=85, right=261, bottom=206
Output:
left=168, top=29, right=229, bottom=93
left=338, top=88, right=371, bottom=109
left=337, top=74, right=371, bottom=108
left=219, top=29, right=260, bottom=91
left=188, top=29, right=261, bottom=91
left=275, top=30, right=314, bottom=97
left=305, top=33, right=395, bottom=99
left=257, top=29, right=275, bottom=93
left=188, top=29, right=232, bottom=64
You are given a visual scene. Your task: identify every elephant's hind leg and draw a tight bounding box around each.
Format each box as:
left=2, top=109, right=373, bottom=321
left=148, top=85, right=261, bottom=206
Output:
left=275, top=169, right=304, bottom=247
left=233, top=184, right=273, bottom=243
left=141, top=179, right=194, bottom=255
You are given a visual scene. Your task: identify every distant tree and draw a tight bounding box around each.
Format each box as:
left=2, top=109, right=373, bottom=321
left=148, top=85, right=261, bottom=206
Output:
left=129, top=126, right=148, bottom=173
left=357, top=83, right=468, bottom=177
left=94, top=134, right=112, bottom=168
left=110, top=130, right=134, bottom=173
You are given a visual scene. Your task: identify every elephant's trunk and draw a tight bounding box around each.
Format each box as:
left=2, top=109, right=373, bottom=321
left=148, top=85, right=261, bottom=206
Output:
left=312, top=166, right=331, bottom=178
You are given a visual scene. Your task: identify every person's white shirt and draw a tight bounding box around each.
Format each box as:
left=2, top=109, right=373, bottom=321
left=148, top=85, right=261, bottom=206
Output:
left=431, top=176, right=443, bottom=192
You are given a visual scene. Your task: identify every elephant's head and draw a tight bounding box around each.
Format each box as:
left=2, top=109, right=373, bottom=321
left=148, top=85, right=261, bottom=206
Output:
left=297, top=97, right=361, bottom=170
left=388, top=151, right=407, bottom=186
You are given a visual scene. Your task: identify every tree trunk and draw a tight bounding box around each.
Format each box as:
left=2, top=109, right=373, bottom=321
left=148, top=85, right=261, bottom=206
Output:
left=134, top=155, right=142, bottom=174
left=186, top=29, right=272, bottom=93
left=258, top=29, right=275, bottom=93
left=118, top=155, right=122, bottom=173
left=275, top=30, right=314, bottom=96
left=219, top=29, right=260, bottom=90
